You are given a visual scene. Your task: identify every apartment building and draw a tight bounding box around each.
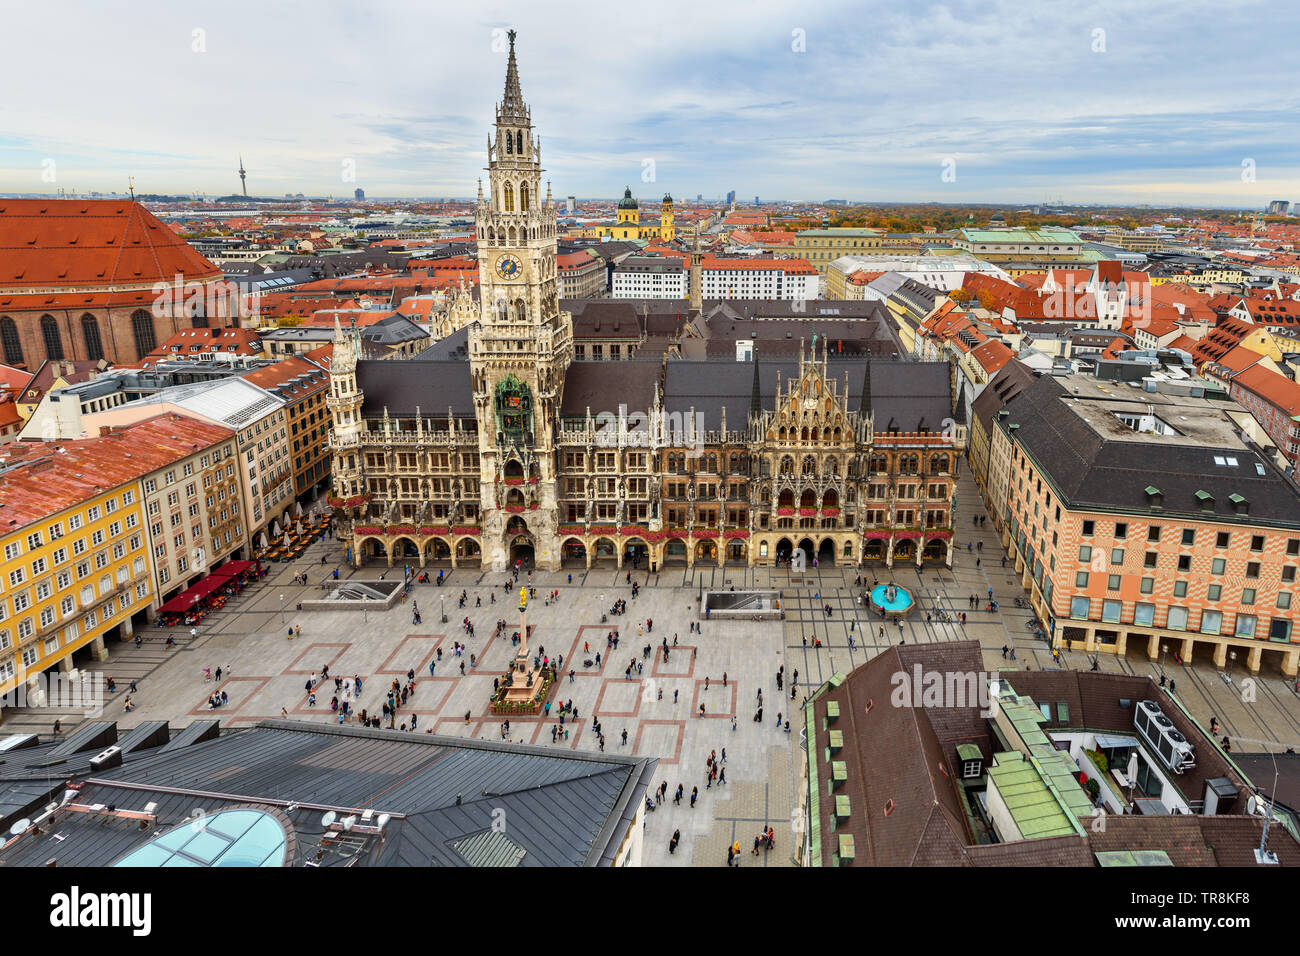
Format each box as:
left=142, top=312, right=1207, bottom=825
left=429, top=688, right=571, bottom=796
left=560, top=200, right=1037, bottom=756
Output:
left=699, top=256, right=818, bottom=301
left=792, top=228, right=883, bottom=274
left=133, top=416, right=242, bottom=601
left=80, top=377, right=292, bottom=551
left=0, top=415, right=241, bottom=701
left=241, top=356, right=332, bottom=500
left=991, top=374, right=1300, bottom=677
left=557, top=250, right=608, bottom=298
left=612, top=256, right=686, bottom=299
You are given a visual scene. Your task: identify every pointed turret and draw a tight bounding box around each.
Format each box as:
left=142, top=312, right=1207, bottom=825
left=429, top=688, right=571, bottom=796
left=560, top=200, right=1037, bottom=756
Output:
left=499, top=29, right=528, bottom=124
left=750, top=358, right=763, bottom=419
left=860, top=360, right=873, bottom=418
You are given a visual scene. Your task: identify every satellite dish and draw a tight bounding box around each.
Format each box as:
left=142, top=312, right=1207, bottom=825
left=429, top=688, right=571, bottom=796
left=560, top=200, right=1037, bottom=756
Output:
left=320, top=811, right=337, bottom=829
left=341, top=816, right=357, bottom=832
left=9, top=818, right=31, bottom=836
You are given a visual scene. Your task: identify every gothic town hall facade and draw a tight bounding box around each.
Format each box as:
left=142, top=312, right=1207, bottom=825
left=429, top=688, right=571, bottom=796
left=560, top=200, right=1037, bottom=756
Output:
left=327, top=34, right=965, bottom=573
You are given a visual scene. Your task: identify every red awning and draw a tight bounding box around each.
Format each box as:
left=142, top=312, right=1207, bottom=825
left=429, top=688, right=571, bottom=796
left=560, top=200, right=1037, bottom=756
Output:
left=209, top=559, right=256, bottom=579
left=156, top=573, right=228, bottom=614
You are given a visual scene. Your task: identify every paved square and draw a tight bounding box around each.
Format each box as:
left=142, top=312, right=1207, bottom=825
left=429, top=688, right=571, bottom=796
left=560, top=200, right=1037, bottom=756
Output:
left=7, top=471, right=1300, bottom=866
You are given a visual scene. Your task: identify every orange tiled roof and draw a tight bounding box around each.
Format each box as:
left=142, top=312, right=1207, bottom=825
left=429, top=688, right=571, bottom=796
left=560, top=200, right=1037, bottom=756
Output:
left=0, top=413, right=234, bottom=528
left=0, top=199, right=221, bottom=291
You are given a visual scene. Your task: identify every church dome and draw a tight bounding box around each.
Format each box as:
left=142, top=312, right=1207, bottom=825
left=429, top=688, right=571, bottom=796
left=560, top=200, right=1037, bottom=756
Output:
left=618, top=186, right=638, bottom=210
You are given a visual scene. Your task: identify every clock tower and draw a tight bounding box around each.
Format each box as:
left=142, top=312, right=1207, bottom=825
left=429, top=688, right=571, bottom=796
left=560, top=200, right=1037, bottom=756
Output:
left=470, top=29, right=573, bottom=572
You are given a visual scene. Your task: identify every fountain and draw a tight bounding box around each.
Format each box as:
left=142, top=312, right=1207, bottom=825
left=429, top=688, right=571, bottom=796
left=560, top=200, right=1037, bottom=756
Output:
left=869, top=582, right=915, bottom=616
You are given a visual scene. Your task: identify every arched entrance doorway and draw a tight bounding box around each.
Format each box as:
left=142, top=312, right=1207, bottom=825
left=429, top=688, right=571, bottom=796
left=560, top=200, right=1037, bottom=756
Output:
left=561, top=537, right=587, bottom=569
left=892, top=539, right=916, bottom=564
left=798, top=538, right=815, bottom=566
left=817, top=538, right=836, bottom=566
left=864, top=539, right=886, bottom=562
left=922, top=540, right=947, bottom=563
left=727, top=539, right=747, bottom=565
left=775, top=537, right=793, bottom=565
left=592, top=537, right=617, bottom=567
left=426, top=538, right=451, bottom=566
left=695, top=539, right=718, bottom=566
left=623, top=537, right=649, bottom=569
left=457, top=538, right=482, bottom=568
left=664, top=539, right=687, bottom=567
left=509, top=535, right=534, bottom=568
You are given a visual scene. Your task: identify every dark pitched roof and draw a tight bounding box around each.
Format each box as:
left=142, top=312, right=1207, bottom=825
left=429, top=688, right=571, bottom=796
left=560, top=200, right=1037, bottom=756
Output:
left=560, top=360, right=660, bottom=418
left=657, top=358, right=950, bottom=433
left=1000, top=374, right=1300, bottom=525
left=971, top=359, right=1038, bottom=434
left=357, top=357, right=473, bottom=417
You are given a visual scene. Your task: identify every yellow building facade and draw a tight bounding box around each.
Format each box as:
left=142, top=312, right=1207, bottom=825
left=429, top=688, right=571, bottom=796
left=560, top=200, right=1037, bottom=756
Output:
left=0, top=482, right=151, bottom=700
left=599, top=188, right=675, bottom=242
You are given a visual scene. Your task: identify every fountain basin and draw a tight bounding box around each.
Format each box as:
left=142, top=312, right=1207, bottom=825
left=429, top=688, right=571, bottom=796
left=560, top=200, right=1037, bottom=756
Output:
left=869, top=583, right=915, bottom=616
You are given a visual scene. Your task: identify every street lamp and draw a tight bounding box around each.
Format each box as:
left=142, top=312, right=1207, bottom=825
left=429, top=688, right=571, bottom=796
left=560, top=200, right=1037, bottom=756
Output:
left=1160, top=643, right=1168, bottom=677
left=440, top=596, right=446, bottom=624
left=1228, top=650, right=1237, bottom=683
left=279, top=594, right=285, bottom=625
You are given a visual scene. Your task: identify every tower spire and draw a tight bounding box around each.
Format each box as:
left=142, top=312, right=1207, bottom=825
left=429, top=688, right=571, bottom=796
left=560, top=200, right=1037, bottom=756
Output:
left=499, top=29, right=527, bottom=123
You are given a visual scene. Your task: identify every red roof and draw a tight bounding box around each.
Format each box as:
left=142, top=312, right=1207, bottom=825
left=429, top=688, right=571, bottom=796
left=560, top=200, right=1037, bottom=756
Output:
left=0, top=413, right=234, bottom=529
left=1232, top=364, right=1300, bottom=417
left=0, top=199, right=221, bottom=291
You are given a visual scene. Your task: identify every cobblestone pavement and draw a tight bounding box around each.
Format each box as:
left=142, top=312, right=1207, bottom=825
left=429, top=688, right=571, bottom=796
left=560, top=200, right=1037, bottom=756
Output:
left=6, top=471, right=1299, bottom=865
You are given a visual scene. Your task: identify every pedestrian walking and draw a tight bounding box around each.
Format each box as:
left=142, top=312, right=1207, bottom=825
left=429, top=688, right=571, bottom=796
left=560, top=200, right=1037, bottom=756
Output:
left=690, top=786, right=698, bottom=808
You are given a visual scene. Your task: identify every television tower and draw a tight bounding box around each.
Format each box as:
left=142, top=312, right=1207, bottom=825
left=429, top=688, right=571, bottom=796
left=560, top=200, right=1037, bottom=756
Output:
left=238, top=156, right=247, bottom=197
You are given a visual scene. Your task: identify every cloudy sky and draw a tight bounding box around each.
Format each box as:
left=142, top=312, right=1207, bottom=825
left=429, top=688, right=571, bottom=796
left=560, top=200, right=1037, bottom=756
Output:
left=2, top=0, right=1298, bottom=206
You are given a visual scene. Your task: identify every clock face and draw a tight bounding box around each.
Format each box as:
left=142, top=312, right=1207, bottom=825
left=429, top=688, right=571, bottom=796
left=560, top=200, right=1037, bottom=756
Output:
left=496, top=255, right=522, bottom=280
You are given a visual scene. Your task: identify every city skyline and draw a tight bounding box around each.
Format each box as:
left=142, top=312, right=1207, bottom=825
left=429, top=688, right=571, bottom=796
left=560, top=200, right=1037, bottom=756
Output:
left=3, top=0, right=1299, bottom=206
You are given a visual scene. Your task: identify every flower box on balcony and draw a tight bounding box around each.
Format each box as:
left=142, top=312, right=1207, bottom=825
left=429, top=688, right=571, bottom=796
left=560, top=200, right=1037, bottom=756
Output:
left=590, top=525, right=617, bottom=535
left=419, top=526, right=449, bottom=536
left=503, top=477, right=524, bottom=485
left=799, top=508, right=817, bottom=517
left=894, top=530, right=922, bottom=540
left=528, top=476, right=539, bottom=484
left=723, top=529, right=751, bottom=539
left=528, top=502, right=539, bottom=510
left=641, top=530, right=666, bottom=542
left=387, top=525, right=416, bottom=535
left=926, top=529, right=953, bottom=540
left=558, top=525, right=585, bottom=536
left=692, top=529, right=720, bottom=539
left=666, top=529, right=689, bottom=540
left=777, top=507, right=795, bottom=516
left=354, top=526, right=383, bottom=535
left=505, top=505, right=525, bottom=514
left=451, top=526, right=480, bottom=536
left=619, top=526, right=647, bottom=536
left=862, top=530, right=892, bottom=541
left=821, top=507, right=840, bottom=517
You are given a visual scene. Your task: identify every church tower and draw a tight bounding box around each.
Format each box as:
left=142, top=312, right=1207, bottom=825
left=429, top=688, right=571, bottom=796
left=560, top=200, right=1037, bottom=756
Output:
left=327, top=316, right=365, bottom=503
left=660, top=193, right=675, bottom=242
left=616, top=187, right=640, bottom=228
left=470, top=30, right=573, bottom=571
